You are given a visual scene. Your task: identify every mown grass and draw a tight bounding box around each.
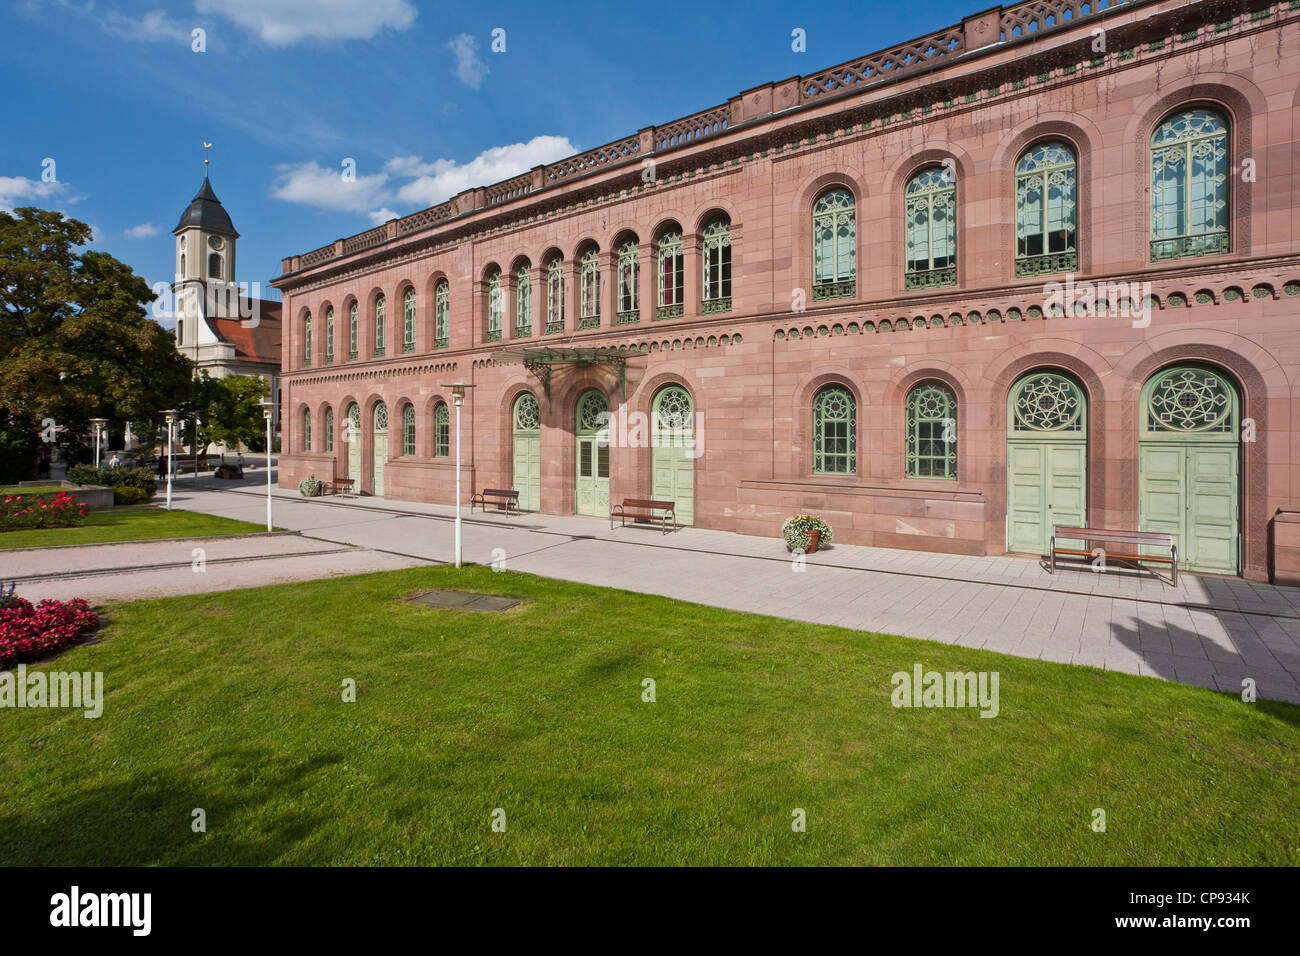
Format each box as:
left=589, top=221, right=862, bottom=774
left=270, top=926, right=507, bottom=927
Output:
left=1, top=565, right=1297, bottom=865
left=0, top=506, right=268, bottom=550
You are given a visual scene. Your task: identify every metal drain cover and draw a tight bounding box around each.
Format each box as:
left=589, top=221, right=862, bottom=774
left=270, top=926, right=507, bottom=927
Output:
left=405, top=589, right=524, bottom=612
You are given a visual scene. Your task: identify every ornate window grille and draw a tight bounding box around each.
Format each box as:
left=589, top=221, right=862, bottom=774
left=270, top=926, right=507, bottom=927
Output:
left=349, top=302, right=359, bottom=359
left=302, top=311, right=312, bottom=367
left=374, top=294, right=386, bottom=356
left=653, top=386, right=693, bottom=436
left=1142, top=365, right=1237, bottom=436
left=701, top=215, right=732, bottom=313
left=302, top=408, right=311, bottom=451
left=813, top=385, right=855, bottom=475
left=906, top=381, right=958, bottom=478
left=434, top=402, right=450, bottom=457
left=546, top=256, right=565, bottom=333
left=1010, top=372, right=1085, bottom=433
left=657, top=230, right=684, bottom=319
left=616, top=240, right=639, bottom=325
left=579, top=248, right=600, bottom=329
left=813, top=188, right=856, bottom=300
left=1015, top=142, right=1077, bottom=277
left=516, top=263, right=532, bottom=337
left=324, top=407, right=333, bottom=452
left=1151, top=109, right=1229, bottom=261
left=402, top=403, right=415, bottom=456
left=434, top=279, right=449, bottom=348
left=486, top=269, right=503, bottom=342
left=325, top=307, right=334, bottom=364
left=905, top=169, right=957, bottom=290
left=403, top=287, right=416, bottom=353
left=514, top=393, right=540, bottom=431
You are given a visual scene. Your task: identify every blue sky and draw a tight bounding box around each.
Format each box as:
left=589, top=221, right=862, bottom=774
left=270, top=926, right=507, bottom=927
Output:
left=1, top=0, right=967, bottom=313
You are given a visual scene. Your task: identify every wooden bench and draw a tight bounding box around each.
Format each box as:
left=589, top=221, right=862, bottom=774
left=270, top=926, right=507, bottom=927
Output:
left=471, top=488, right=519, bottom=515
left=611, top=498, right=677, bottom=533
left=328, top=477, right=356, bottom=497
left=1049, top=525, right=1178, bottom=585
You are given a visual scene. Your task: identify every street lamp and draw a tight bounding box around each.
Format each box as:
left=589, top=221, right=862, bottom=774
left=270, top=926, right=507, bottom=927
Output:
left=161, top=410, right=178, bottom=510
left=259, top=397, right=274, bottom=532
left=89, top=418, right=107, bottom=468
left=192, top=416, right=202, bottom=478
left=439, top=382, right=476, bottom=568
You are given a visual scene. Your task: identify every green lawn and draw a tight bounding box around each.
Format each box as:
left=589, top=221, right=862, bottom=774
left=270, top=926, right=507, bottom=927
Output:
left=1, top=565, right=1297, bottom=865
left=0, top=486, right=67, bottom=495
left=0, top=505, right=268, bottom=550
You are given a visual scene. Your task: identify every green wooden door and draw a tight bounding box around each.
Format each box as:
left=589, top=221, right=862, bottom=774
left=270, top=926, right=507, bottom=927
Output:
left=1006, top=372, right=1087, bottom=554
left=575, top=390, right=609, bottom=516
left=372, top=402, right=387, bottom=497
left=651, top=386, right=694, bottom=525
left=512, top=393, right=541, bottom=511
left=346, top=404, right=361, bottom=485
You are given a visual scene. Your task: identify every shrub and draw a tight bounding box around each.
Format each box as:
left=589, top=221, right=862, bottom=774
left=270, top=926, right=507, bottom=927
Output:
left=298, top=475, right=325, bottom=497
left=781, top=514, right=833, bottom=552
left=68, top=465, right=157, bottom=497
left=0, top=596, right=100, bottom=668
left=1, top=491, right=89, bottom=532
left=113, top=486, right=151, bottom=506
left=214, top=464, right=243, bottom=480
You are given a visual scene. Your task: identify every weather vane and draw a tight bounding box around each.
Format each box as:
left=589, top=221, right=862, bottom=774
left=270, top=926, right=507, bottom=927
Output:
left=203, top=141, right=212, bottom=175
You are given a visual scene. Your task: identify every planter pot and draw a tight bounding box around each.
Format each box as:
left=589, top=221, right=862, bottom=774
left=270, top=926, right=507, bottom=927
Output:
left=807, top=529, right=821, bottom=554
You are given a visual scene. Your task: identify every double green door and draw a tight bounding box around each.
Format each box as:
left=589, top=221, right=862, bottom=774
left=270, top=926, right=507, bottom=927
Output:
left=1139, top=443, right=1238, bottom=574
left=346, top=404, right=361, bottom=485
left=512, top=431, right=540, bottom=511
left=575, top=391, right=609, bottom=517
left=1007, top=441, right=1086, bottom=554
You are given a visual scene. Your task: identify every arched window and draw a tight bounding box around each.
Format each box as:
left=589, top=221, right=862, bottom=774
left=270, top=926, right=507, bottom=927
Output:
left=905, top=168, right=957, bottom=289
left=906, top=381, right=958, bottom=478
left=434, top=402, right=450, bottom=457
left=348, top=301, right=359, bottom=359
left=373, top=294, right=386, bottom=356
left=1015, top=142, right=1077, bottom=276
left=325, top=307, right=334, bottom=364
left=302, top=408, right=312, bottom=452
left=176, top=320, right=184, bottom=345
left=657, top=230, right=684, bottom=319
left=302, top=311, right=312, bottom=367
left=324, top=407, right=334, bottom=452
left=208, top=252, right=222, bottom=279
left=579, top=247, right=600, bottom=329
left=1141, top=365, right=1237, bottom=436
left=616, top=240, right=638, bottom=324
left=812, top=385, right=855, bottom=475
left=179, top=248, right=186, bottom=277
left=812, top=188, right=855, bottom=299
left=546, top=256, right=565, bottom=333
left=1010, top=372, right=1085, bottom=433
left=1151, top=107, right=1229, bottom=261
left=402, top=403, right=415, bottom=456
left=701, top=215, right=732, bottom=313
left=486, top=268, right=503, bottom=342
left=515, top=263, right=532, bottom=336
left=402, top=288, right=416, bottom=353
left=434, top=280, right=449, bottom=348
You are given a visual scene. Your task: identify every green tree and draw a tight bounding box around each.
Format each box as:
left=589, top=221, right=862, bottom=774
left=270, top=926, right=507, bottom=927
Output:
left=0, top=207, right=193, bottom=480
left=187, top=373, right=269, bottom=455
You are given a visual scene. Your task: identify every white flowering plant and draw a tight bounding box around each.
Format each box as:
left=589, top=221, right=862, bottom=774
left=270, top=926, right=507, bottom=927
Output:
left=298, top=475, right=326, bottom=497
left=782, top=514, right=833, bottom=552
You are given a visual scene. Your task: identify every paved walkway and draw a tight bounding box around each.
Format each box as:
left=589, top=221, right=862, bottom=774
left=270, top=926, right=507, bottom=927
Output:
left=160, top=476, right=1300, bottom=704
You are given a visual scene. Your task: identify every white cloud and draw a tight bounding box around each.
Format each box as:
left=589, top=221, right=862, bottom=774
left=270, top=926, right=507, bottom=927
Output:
left=0, top=175, right=78, bottom=214
left=101, top=9, right=192, bottom=44
left=124, top=222, right=161, bottom=239
left=270, top=136, right=577, bottom=224
left=446, top=33, right=488, bottom=89
left=195, top=0, right=417, bottom=45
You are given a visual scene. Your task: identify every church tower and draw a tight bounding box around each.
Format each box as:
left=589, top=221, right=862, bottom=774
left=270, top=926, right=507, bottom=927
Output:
left=172, top=172, right=240, bottom=351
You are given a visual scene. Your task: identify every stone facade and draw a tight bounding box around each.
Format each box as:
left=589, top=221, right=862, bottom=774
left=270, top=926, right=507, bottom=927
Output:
left=273, top=0, right=1300, bottom=583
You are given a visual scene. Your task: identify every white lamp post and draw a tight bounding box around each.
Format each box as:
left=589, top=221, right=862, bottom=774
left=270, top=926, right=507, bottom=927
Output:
left=192, top=416, right=202, bottom=478
left=260, top=397, right=274, bottom=532
left=89, top=418, right=107, bottom=468
left=162, top=410, right=178, bottom=510
left=440, top=382, right=476, bottom=568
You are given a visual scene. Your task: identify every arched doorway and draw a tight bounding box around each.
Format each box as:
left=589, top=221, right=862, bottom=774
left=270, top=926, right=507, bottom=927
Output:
left=1139, top=365, right=1240, bottom=574
left=512, top=393, right=541, bottom=511
left=372, top=402, right=388, bottom=496
left=1006, top=371, right=1087, bottom=555
left=345, top=403, right=361, bottom=486
left=651, top=385, right=695, bottom=525
left=574, top=389, right=610, bottom=516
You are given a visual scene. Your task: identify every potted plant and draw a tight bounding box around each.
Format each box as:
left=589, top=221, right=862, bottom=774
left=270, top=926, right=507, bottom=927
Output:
left=782, top=514, right=833, bottom=554
left=298, top=475, right=325, bottom=497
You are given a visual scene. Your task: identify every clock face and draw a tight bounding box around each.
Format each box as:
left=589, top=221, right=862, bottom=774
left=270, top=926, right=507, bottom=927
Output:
left=208, top=236, right=223, bottom=250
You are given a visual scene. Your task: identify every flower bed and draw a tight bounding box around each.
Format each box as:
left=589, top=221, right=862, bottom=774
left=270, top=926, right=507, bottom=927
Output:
left=1, top=491, right=89, bottom=532
left=0, top=596, right=100, bottom=669
left=781, top=514, right=833, bottom=552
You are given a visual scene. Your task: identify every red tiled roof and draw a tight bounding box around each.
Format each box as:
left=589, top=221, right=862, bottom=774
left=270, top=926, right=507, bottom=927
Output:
left=211, top=298, right=282, bottom=364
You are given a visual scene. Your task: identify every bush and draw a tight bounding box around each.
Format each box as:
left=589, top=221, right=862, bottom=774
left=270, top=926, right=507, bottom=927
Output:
left=298, top=475, right=325, bottom=497
left=113, top=486, right=151, bottom=506
left=1, top=491, right=89, bottom=532
left=0, top=596, right=100, bottom=668
left=68, top=465, right=157, bottom=497
left=214, top=464, right=243, bottom=480
left=781, top=514, right=833, bottom=552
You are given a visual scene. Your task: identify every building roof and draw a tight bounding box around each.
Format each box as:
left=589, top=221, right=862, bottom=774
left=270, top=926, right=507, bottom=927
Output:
left=174, top=176, right=240, bottom=238
left=210, top=299, right=281, bottom=364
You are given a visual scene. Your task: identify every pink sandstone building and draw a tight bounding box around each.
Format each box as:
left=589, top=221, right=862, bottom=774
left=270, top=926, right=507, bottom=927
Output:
left=273, top=0, right=1300, bottom=584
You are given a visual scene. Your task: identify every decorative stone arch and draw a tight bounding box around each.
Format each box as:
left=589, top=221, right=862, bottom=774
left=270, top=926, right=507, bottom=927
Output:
left=791, top=170, right=867, bottom=302
left=626, top=368, right=701, bottom=484
left=886, top=146, right=974, bottom=294
left=1125, top=78, right=1263, bottom=263
left=690, top=199, right=740, bottom=237
left=649, top=216, right=686, bottom=242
